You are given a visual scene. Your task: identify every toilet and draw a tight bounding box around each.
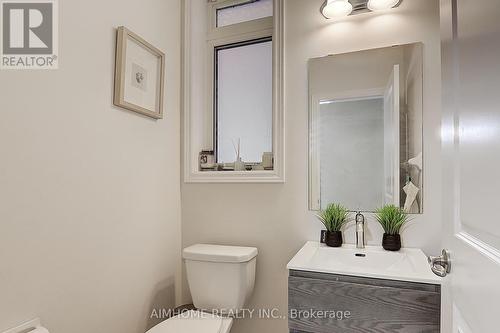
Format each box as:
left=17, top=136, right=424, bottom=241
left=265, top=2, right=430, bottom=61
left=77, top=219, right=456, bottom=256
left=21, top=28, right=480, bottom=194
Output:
left=147, top=244, right=258, bottom=333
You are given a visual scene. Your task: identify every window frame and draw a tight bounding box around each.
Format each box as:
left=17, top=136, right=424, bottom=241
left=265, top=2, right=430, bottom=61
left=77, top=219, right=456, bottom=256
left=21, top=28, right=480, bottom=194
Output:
left=207, top=0, right=274, bottom=40
left=182, top=0, right=284, bottom=183
left=207, top=0, right=274, bottom=164
left=213, top=36, right=273, bottom=164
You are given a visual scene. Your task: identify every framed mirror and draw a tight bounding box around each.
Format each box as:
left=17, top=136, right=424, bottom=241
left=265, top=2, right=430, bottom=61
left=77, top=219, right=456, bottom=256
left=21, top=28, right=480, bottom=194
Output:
left=309, top=43, right=423, bottom=213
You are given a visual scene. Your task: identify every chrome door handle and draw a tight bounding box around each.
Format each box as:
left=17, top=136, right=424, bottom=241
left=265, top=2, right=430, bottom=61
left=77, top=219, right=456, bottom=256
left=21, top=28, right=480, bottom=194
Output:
left=428, top=249, right=451, bottom=277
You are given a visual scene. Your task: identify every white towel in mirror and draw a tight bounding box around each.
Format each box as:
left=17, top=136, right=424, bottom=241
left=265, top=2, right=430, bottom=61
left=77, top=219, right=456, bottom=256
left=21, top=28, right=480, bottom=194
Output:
left=403, top=181, right=420, bottom=213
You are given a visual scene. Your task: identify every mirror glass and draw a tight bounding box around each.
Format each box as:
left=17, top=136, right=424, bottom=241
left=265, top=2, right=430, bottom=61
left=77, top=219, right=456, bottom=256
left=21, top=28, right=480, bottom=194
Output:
left=309, top=43, right=423, bottom=213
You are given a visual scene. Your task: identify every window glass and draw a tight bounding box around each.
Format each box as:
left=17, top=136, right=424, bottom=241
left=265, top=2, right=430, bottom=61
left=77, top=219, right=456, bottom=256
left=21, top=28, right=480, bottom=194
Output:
left=217, top=0, right=273, bottom=27
left=215, top=39, right=273, bottom=163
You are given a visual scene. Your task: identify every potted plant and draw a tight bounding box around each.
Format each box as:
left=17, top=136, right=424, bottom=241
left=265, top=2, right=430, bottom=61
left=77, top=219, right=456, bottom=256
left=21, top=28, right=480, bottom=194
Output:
left=317, top=203, right=349, bottom=247
left=375, top=205, right=410, bottom=251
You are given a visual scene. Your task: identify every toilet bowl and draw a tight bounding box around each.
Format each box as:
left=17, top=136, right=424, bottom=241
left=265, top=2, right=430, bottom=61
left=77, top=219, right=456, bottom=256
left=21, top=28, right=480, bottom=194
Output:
left=145, top=244, right=258, bottom=333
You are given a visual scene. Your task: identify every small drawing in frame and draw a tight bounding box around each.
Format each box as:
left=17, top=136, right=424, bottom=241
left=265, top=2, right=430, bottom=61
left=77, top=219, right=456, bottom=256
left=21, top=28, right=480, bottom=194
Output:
left=114, top=26, right=165, bottom=119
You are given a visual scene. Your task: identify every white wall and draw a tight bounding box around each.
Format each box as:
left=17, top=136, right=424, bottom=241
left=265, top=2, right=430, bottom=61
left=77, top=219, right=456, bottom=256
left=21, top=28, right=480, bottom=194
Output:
left=181, top=1, right=441, bottom=333
left=0, top=1, right=182, bottom=332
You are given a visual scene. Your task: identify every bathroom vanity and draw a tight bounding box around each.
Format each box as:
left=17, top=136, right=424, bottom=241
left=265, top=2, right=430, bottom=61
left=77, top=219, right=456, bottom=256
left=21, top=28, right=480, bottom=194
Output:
left=287, top=242, right=441, bottom=333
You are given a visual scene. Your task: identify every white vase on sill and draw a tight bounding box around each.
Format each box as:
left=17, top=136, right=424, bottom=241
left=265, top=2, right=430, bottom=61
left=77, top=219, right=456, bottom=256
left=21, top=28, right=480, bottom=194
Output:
left=234, top=157, right=246, bottom=171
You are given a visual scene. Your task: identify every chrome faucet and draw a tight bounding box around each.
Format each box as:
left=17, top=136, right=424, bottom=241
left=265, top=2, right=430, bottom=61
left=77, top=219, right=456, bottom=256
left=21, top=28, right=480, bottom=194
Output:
left=355, top=212, right=365, bottom=249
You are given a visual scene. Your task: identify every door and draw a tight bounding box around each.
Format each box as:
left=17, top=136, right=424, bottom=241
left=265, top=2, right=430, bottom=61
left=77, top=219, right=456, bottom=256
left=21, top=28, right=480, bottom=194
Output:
left=441, top=0, right=500, bottom=332
left=383, top=65, right=400, bottom=206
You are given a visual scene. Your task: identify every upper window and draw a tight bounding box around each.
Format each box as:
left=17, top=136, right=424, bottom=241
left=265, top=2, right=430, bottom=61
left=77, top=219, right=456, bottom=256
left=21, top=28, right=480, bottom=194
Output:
left=216, top=0, right=273, bottom=27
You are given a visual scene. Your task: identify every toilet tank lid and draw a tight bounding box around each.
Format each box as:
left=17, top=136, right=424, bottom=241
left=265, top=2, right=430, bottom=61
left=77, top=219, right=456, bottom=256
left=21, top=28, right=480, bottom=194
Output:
left=183, top=244, right=258, bottom=263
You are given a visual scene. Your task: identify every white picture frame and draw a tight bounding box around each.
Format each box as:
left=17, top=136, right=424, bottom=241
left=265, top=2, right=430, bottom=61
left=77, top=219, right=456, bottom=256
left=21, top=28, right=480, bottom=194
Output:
left=114, top=26, right=165, bottom=119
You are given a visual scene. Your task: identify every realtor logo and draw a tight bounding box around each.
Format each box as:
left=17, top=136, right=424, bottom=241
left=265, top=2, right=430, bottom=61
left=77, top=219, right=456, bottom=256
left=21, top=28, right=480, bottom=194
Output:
left=1, top=0, right=58, bottom=69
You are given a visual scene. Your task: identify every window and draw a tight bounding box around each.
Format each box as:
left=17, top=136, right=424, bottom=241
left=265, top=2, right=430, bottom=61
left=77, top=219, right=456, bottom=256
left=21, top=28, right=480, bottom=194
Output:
left=210, top=0, right=274, bottom=166
left=215, top=38, right=273, bottom=163
left=216, top=0, right=273, bottom=27
left=182, top=0, right=284, bottom=182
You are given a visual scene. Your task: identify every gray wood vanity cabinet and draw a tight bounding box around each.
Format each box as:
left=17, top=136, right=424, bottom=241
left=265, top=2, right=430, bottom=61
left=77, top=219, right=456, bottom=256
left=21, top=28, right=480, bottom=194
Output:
left=288, top=270, right=441, bottom=333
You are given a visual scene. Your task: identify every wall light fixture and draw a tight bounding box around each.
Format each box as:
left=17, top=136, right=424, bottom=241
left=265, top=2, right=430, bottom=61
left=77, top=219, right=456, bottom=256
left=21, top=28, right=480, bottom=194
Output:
left=367, top=0, right=400, bottom=11
left=321, top=0, right=402, bottom=19
left=321, top=0, right=353, bottom=19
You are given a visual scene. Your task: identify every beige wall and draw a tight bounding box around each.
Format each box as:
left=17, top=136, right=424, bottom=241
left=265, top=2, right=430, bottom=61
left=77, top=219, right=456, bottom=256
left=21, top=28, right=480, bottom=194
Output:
left=0, top=1, right=181, bottom=332
left=181, top=1, right=442, bottom=333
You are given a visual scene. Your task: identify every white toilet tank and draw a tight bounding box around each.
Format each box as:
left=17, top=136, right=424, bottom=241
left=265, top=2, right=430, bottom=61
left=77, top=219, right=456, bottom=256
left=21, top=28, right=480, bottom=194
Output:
left=183, top=244, right=258, bottom=315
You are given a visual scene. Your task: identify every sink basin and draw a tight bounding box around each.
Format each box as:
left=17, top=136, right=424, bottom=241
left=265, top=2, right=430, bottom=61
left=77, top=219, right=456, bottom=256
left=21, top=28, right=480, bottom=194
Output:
left=287, top=241, right=441, bottom=284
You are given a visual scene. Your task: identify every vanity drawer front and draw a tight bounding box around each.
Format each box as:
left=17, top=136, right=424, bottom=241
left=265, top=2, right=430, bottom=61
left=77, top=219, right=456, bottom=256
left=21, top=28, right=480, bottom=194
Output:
left=288, top=272, right=440, bottom=333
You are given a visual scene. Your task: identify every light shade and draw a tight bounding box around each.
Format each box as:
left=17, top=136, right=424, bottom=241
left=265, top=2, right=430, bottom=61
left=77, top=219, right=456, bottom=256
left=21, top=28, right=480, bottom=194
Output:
left=321, top=0, right=353, bottom=19
left=367, top=0, right=400, bottom=11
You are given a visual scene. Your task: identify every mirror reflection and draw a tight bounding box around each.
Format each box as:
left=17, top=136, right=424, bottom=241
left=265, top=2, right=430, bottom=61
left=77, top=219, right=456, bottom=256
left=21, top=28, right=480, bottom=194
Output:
left=309, top=43, right=423, bottom=213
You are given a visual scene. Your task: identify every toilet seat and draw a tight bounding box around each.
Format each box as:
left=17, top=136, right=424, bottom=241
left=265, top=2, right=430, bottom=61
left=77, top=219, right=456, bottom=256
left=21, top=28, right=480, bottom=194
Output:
left=146, top=310, right=233, bottom=333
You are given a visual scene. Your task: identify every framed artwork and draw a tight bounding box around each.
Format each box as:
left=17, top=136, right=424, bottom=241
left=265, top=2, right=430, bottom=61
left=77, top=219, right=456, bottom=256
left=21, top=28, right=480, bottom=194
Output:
left=114, top=26, right=165, bottom=119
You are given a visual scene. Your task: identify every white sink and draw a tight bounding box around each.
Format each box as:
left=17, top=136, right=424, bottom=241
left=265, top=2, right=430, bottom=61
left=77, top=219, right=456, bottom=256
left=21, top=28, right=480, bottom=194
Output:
left=287, top=241, right=441, bottom=284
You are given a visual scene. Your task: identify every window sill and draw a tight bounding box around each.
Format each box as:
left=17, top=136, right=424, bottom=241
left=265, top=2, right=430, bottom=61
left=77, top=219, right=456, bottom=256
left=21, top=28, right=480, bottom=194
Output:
left=184, top=170, right=285, bottom=183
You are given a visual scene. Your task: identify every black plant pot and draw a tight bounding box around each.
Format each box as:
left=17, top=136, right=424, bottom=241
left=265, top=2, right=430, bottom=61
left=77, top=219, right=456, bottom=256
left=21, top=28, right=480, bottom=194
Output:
left=382, top=233, right=401, bottom=251
left=325, top=231, right=343, bottom=247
